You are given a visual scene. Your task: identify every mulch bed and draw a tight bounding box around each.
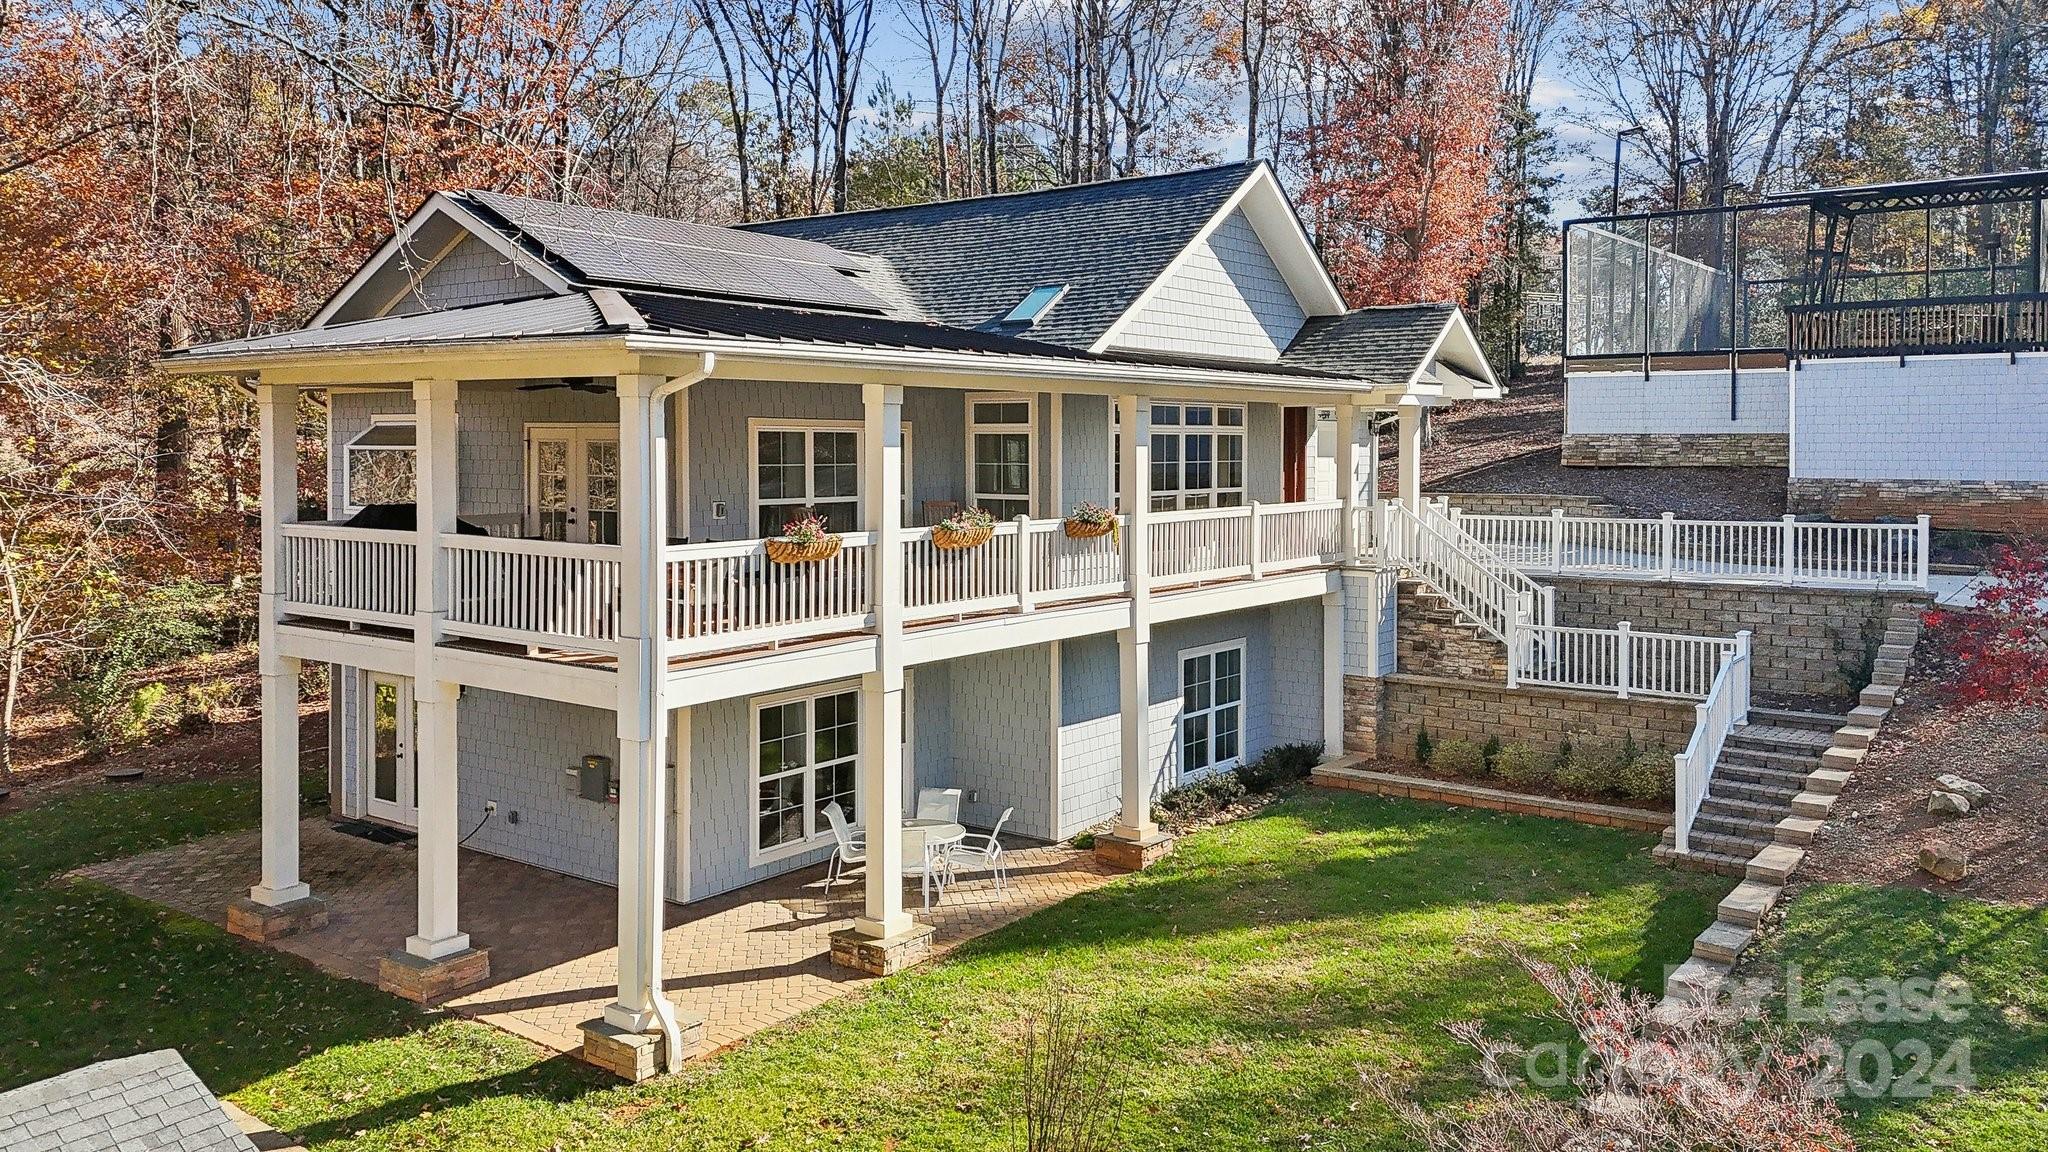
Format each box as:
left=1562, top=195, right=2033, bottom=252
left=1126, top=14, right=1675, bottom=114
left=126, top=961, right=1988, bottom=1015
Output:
left=1343, top=755, right=1667, bottom=816
left=1378, top=368, right=1567, bottom=494
left=1799, top=635, right=2048, bottom=906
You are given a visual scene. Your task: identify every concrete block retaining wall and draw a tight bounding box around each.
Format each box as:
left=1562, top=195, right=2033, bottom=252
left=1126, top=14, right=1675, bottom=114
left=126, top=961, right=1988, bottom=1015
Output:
left=1541, top=576, right=1923, bottom=702
left=1345, top=672, right=1698, bottom=761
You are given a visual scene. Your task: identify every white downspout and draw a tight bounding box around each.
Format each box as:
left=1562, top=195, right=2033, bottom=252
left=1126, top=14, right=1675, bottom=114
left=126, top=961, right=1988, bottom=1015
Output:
left=644, top=352, right=713, bottom=1071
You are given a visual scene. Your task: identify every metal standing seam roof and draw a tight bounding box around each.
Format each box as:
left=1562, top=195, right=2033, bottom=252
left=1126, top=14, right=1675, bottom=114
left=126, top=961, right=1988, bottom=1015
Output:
left=741, top=163, right=1259, bottom=350
left=165, top=293, right=610, bottom=357
left=1279, top=304, right=1458, bottom=383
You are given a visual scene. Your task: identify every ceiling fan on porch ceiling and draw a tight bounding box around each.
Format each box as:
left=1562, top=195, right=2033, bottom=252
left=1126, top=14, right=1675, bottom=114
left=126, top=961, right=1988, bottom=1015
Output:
left=518, top=376, right=615, bottom=394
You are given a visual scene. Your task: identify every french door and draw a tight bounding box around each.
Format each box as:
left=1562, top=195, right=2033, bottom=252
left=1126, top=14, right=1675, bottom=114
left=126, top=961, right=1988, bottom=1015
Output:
left=527, top=425, right=621, bottom=544
left=364, top=673, right=418, bottom=828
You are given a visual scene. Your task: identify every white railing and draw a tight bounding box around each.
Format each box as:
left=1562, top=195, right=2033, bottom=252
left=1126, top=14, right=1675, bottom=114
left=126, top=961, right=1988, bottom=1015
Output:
left=1149, top=501, right=1345, bottom=587
left=1673, top=632, right=1753, bottom=854
left=444, top=535, right=624, bottom=655
left=1509, top=620, right=1740, bottom=701
left=1456, top=509, right=1931, bottom=590
left=1378, top=502, right=1550, bottom=643
left=663, top=533, right=875, bottom=655
left=897, top=516, right=1129, bottom=622
left=277, top=523, right=417, bottom=627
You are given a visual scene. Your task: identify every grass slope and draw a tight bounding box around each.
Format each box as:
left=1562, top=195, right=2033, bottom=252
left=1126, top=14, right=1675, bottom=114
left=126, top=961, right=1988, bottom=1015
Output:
left=7, top=779, right=1730, bottom=1149
left=1747, top=883, right=2048, bottom=1152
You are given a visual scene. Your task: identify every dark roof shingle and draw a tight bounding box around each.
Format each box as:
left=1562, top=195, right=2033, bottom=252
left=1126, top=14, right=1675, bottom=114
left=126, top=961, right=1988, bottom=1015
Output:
left=1280, top=304, right=1457, bottom=383
left=743, top=164, right=1256, bottom=349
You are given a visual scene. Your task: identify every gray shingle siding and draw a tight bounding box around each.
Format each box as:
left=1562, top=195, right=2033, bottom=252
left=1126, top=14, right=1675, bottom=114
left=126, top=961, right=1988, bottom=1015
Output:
left=941, top=645, right=1055, bottom=838
left=0, top=1050, right=253, bottom=1152
left=1111, top=209, right=1307, bottom=361
left=387, top=235, right=548, bottom=316
left=456, top=690, right=624, bottom=885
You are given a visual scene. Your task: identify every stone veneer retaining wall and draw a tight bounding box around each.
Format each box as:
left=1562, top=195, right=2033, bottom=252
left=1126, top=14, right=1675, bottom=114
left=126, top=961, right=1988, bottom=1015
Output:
left=1562, top=432, right=1790, bottom=468
left=1344, top=673, right=1698, bottom=761
left=1787, top=477, right=2048, bottom=535
left=1542, top=576, right=1923, bottom=702
left=1395, top=582, right=1508, bottom=681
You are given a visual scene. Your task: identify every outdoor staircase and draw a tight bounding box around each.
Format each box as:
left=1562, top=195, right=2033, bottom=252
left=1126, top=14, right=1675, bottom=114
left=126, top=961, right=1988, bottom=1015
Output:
left=1653, top=706, right=1845, bottom=875
left=1395, top=578, right=1510, bottom=680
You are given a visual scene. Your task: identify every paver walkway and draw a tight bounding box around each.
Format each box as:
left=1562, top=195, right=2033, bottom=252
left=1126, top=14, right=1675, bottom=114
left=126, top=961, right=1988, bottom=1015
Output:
left=77, top=819, right=1118, bottom=1056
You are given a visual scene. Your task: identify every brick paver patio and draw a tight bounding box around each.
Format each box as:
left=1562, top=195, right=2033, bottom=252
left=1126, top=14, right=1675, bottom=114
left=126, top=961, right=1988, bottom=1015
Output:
left=76, top=819, right=1118, bottom=1057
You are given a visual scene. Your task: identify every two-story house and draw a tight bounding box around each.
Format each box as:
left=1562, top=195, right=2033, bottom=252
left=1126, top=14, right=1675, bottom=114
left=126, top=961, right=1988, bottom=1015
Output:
left=162, top=161, right=1497, bottom=1073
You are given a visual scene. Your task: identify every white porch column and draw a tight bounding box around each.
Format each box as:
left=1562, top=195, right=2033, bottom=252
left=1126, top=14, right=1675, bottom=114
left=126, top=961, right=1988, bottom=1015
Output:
left=1396, top=399, right=1424, bottom=510
left=1101, top=393, right=1168, bottom=866
left=1335, top=402, right=1361, bottom=560
left=248, top=381, right=309, bottom=910
left=407, top=377, right=467, bottom=961
left=606, top=372, right=675, bottom=1033
left=1321, top=590, right=1345, bottom=757
left=855, top=383, right=909, bottom=940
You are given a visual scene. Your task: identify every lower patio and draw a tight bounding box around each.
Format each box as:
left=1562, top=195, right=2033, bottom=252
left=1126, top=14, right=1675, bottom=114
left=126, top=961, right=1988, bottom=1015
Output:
left=75, top=817, right=1116, bottom=1056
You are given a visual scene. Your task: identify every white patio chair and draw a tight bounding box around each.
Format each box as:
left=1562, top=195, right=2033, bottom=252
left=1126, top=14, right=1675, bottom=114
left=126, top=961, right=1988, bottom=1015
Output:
left=821, top=802, right=864, bottom=895
left=947, top=806, right=1013, bottom=895
left=915, top=787, right=963, bottom=823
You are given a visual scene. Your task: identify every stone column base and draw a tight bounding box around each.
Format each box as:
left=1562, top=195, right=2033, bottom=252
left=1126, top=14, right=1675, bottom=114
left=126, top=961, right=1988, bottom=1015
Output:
left=377, top=946, right=491, bottom=1004
left=1093, top=830, right=1175, bottom=871
left=828, top=923, right=936, bottom=976
left=226, top=895, right=328, bottom=942
left=578, top=1014, right=706, bottom=1081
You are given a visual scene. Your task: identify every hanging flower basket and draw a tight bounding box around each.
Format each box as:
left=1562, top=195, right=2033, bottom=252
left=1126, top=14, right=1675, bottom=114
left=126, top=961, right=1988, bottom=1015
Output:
left=766, top=509, right=841, bottom=564
left=932, top=507, right=997, bottom=551
left=766, top=535, right=842, bottom=564
left=1063, top=501, right=1118, bottom=541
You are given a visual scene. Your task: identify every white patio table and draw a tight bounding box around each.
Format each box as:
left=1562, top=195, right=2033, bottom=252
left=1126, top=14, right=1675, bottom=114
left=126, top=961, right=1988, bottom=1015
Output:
left=902, top=818, right=966, bottom=909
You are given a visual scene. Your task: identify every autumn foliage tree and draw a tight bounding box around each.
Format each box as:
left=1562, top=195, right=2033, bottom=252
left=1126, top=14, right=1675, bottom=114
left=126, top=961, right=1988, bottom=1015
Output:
left=1283, top=0, right=1507, bottom=305
left=1923, top=539, right=2048, bottom=718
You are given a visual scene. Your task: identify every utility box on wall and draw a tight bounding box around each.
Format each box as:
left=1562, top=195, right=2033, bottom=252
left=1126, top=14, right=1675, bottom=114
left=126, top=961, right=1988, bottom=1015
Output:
left=577, top=754, right=615, bottom=803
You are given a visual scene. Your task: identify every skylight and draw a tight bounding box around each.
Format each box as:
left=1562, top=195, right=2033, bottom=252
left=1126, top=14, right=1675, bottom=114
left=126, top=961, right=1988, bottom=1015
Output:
left=1001, top=284, right=1068, bottom=326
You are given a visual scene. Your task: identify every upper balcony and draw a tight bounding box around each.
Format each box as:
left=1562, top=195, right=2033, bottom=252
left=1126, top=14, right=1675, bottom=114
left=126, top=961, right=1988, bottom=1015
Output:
left=1563, top=168, right=2048, bottom=368
left=275, top=500, right=1349, bottom=665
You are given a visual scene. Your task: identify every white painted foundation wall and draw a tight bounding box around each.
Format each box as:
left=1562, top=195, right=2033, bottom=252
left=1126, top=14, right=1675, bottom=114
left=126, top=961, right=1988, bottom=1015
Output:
left=1791, top=353, right=2048, bottom=482
left=1566, top=369, right=1790, bottom=435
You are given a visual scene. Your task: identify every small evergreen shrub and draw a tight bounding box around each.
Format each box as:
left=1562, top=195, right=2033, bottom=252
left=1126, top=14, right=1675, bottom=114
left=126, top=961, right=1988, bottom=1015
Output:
left=1493, top=742, right=1553, bottom=788
left=1237, top=741, right=1322, bottom=790
left=1432, top=738, right=1488, bottom=778
left=1556, top=739, right=1629, bottom=798
left=1620, top=748, right=1676, bottom=804
left=1481, top=735, right=1502, bottom=774
left=1152, top=771, right=1248, bottom=825
left=1414, top=725, right=1434, bottom=764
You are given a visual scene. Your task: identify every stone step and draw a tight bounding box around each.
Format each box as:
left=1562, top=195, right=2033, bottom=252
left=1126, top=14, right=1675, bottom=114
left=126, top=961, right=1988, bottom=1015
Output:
left=1700, top=794, right=1796, bottom=822
left=1693, top=920, right=1757, bottom=965
left=1664, top=955, right=1731, bottom=1005
left=1681, top=828, right=1774, bottom=860
left=1747, top=706, right=1848, bottom=733
left=1717, top=760, right=1817, bottom=790
left=1859, top=684, right=1898, bottom=709
left=1725, top=729, right=1830, bottom=759
left=1713, top=777, right=1802, bottom=806
left=1695, top=812, right=1780, bottom=841
left=1791, top=790, right=1838, bottom=819
left=1776, top=815, right=1824, bottom=846
left=1746, top=843, right=1807, bottom=884
left=1717, top=879, right=1783, bottom=928
left=1833, top=726, right=1880, bottom=751
left=1846, top=703, right=1890, bottom=727
left=1805, top=768, right=1854, bottom=796
left=1654, top=842, right=1752, bottom=877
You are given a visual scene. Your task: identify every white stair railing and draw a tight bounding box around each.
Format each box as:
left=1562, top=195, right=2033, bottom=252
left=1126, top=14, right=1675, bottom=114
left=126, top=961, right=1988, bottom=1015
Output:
left=1508, top=620, right=1740, bottom=700
left=1457, top=509, right=1931, bottom=590
left=1673, top=631, right=1753, bottom=854
left=1378, top=502, right=1551, bottom=643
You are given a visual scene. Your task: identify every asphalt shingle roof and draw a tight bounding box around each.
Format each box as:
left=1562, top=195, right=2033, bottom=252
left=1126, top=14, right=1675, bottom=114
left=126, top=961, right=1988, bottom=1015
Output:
left=0, top=1050, right=255, bottom=1152
left=622, top=293, right=1098, bottom=360
left=743, top=164, right=1257, bottom=349
left=1280, top=304, right=1458, bottom=383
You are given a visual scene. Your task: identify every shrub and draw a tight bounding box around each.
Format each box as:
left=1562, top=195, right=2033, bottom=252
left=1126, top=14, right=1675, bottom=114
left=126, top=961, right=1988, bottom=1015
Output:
left=1414, top=725, right=1434, bottom=764
left=60, top=580, right=234, bottom=751
left=1370, top=955, right=1852, bottom=1151
left=110, top=682, right=175, bottom=750
left=1619, top=748, right=1676, bottom=804
left=1014, top=993, right=1126, bottom=1152
left=1493, top=742, right=1553, bottom=789
left=1237, top=741, right=1321, bottom=790
left=1432, top=738, right=1488, bottom=778
left=178, top=678, right=243, bottom=732
left=1556, top=739, right=1629, bottom=798
left=1480, top=735, right=1502, bottom=773
left=1152, top=770, right=1247, bottom=826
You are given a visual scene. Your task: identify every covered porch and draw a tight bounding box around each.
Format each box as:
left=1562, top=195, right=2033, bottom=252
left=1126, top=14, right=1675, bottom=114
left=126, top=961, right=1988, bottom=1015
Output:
left=78, top=817, right=1115, bottom=1058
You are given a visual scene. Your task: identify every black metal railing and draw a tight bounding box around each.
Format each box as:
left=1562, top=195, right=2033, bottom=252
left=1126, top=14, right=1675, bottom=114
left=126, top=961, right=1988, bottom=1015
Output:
left=1786, top=293, right=2048, bottom=359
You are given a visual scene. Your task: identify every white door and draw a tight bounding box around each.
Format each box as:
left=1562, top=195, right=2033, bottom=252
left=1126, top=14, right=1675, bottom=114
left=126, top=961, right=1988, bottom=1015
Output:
left=527, top=425, right=622, bottom=545
left=364, top=673, right=418, bottom=827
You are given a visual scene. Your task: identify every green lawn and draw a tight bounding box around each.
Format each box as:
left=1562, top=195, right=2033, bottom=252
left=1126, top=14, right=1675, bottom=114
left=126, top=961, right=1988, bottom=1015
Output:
left=2, top=776, right=1739, bottom=1148
left=1745, top=883, right=2048, bottom=1152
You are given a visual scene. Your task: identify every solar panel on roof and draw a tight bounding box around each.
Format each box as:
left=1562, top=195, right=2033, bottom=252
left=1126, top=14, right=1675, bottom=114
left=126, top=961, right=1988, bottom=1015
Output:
left=467, top=191, right=888, bottom=313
